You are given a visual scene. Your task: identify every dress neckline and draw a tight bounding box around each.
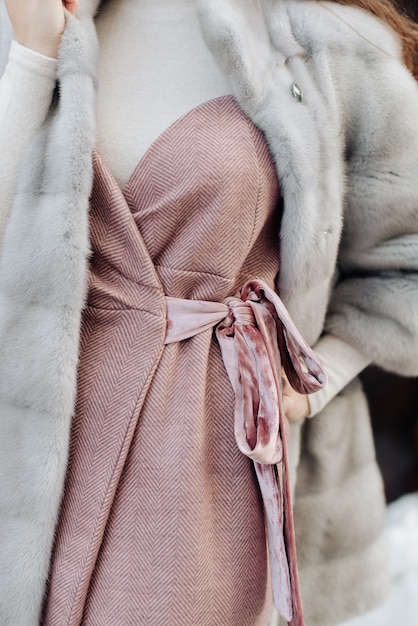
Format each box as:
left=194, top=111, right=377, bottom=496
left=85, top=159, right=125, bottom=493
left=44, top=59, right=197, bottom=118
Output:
left=94, top=95, right=236, bottom=195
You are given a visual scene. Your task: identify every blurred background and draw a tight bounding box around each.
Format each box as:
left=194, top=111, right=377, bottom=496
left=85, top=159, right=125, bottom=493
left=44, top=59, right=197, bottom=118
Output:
left=399, top=0, right=418, bottom=21
left=362, top=367, right=418, bottom=504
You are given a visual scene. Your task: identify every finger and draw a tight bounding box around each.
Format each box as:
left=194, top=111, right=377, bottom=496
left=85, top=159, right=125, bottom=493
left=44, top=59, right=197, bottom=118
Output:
left=64, top=1, right=79, bottom=16
left=281, top=372, right=292, bottom=394
left=282, top=394, right=294, bottom=415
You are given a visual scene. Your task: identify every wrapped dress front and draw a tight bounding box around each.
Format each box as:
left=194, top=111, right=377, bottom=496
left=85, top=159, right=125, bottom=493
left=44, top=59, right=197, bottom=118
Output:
left=44, top=95, right=283, bottom=625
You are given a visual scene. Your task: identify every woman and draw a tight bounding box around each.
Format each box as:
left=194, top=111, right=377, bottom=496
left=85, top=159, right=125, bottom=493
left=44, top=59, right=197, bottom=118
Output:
left=1, top=1, right=418, bottom=625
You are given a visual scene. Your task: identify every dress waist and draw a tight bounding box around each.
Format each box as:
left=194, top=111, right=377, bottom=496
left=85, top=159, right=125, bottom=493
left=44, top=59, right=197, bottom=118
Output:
left=165, top=279, right=327, bottom=624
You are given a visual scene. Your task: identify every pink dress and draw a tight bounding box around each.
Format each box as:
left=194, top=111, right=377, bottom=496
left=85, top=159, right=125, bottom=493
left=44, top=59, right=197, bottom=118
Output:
left=44, top=96, right=320, bottom=625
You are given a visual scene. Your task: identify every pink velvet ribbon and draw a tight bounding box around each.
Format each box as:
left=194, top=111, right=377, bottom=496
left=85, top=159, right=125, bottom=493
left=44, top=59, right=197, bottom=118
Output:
left=165, top=280, right=327, bottom=625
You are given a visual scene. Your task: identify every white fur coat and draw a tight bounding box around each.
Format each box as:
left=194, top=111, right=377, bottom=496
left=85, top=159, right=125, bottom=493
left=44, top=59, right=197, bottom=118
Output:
left=1, top=1, right=418, bottom=624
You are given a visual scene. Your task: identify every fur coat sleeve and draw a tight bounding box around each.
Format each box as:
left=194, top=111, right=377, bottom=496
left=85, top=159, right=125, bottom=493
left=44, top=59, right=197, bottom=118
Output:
left=290, top=2, right=418, bottom=377
left=324, top=24, right=418, bottom=375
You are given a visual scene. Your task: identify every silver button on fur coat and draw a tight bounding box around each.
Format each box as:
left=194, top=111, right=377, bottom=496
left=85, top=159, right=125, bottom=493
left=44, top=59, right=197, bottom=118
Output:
left=1, top=1, right=418, bottom=624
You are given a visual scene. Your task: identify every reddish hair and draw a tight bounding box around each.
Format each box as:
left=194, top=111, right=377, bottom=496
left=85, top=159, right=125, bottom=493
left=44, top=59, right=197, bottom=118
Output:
left=330, top=0, right=418, bottom=79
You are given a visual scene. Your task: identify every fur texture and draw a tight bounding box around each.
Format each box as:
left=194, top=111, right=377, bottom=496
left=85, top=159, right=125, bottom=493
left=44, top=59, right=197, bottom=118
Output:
left=1, top=0, right=418, bottom=624
left=0, top=7, right=98, bottom=625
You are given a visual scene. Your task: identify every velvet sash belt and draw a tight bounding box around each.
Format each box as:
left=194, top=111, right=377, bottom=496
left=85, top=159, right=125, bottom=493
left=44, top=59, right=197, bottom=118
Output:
left=165, top=280, right=327, bottom=626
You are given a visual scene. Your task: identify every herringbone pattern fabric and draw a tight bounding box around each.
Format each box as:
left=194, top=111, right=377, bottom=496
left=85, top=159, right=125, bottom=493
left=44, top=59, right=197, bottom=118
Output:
left=44, top=96, right=281, bottom=625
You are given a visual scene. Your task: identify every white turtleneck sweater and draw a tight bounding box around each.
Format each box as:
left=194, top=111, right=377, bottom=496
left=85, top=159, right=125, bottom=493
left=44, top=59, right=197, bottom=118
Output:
left=0, top=0, right=370, bottom=416
left=95, top=0, right=231, bottom=187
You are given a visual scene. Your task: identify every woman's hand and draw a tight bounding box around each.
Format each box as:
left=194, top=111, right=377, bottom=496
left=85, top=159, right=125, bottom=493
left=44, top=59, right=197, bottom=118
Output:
left=281, top=370, right=310, bottom=423
left=4, top=1, right=79, bottom=59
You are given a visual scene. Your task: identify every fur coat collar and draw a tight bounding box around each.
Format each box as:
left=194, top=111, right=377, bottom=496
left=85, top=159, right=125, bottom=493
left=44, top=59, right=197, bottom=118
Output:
left=1, top=1, right=418, bottom=624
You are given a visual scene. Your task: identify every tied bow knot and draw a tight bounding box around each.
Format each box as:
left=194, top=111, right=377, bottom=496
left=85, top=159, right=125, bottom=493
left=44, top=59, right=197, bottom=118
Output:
left=222, top=296, right=257, bottom=330
left=217, top=295, right=284, bottom=466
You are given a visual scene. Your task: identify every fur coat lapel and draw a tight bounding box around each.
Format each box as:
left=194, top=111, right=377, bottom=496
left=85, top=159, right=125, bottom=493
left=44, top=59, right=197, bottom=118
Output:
left=197, top=0, right=345, bottom=341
